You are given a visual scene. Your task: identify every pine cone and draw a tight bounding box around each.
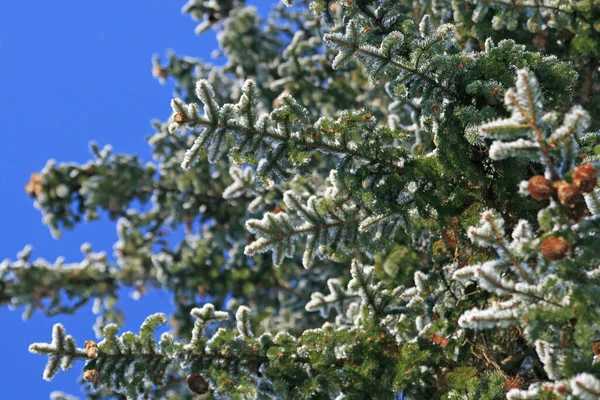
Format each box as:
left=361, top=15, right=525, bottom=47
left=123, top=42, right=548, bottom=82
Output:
left=24, top=173, right=43, bottom=197
left=173, top=112, right=187, bottom=123
left=83, top=369, right=100, bottom=383
left=554, top=181, right=583, bottom=208
left=187, top=373, right=209, bottom=395
left=541, top=237, right=571, bottom=260
left=565, top=199, right=588, bottom=222
left=84, top=340, right=99, bottom=359
left=591, top=342, right=600, bottom=356
left=572, top=163, right=597, bottom=193
left=152, top=65, right=167, bottom=79
left=528, top=175, right=554, bottom=201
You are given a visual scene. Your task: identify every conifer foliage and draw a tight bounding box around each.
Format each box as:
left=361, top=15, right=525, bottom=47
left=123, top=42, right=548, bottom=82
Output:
left=7, top=0, right=600, bottom=398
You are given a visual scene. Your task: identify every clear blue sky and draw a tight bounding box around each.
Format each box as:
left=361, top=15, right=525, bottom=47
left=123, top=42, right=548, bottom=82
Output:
left=0, top=1, right=270, bottom=398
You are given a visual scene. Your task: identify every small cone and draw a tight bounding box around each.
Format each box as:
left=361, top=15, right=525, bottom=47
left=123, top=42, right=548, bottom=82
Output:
left=173, top=112, right=187, bottom=123
left=572, top=163, right=597, bottom=193
left=528, top=175, right=554, bottom=201
left=554, top=181, right=582, bottom=208
left=591, top=342, right=600, bottom=356
left=83, top=369, right=100, bottom=383
left=152, top=65, right=167, bottom=79
left=541, top=236, right=571, bottom=260
left=85, top=340, right=99, bottom=359
left=24, top=173, right=43, bottom=197
left=565, top=199, right=588, bottom=222
left=187, top=373, right=209, bottom=395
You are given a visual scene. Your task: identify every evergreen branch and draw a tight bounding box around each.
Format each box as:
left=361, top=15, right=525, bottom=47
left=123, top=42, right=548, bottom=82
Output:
left=31, top=305, right=399, bottom=397
left=245, top=213, right=359, bottom=267
left=324, top=28, right=455, bottom=97
left=355, top=1, right=390, bottom=35
left=152, top=184, right=255, bottom=205
left=413, top=20, right=448, bottom=72
left=508, top=71, right=559, bottom=180
left=29, top=324, right=87, bottom=381
left=305, top=278, right=359, bottom=318
left=438, top=266, right=459, bottom=302
left=477, top=268, right=563, bottom=308
left=1, top=247, right=121, bottom=320
left=244, top=171, right=408, bottom=269
left=479, top=70, right=582, bottom=180
left=584, top=190, right=600, bottom=216
left=535, top=339, right=558, bottom=380
left=172, top=91, right=406, bottom=174
left=348, top=260, right=387, bottom=317
left=468, top=211, right=537, bottom=284
left=571, top=373, right=600, bottom=398
left=459, top=307, right=519, bottom=329
left=468, top=0, right=584, bottom=32
left=547, top=105, right=589, bottom=148
left=481, top=0, right=572, bottom=14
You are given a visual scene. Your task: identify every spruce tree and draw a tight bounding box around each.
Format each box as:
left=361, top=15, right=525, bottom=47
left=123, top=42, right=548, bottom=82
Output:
left=5, top=0, right=600, bottom=398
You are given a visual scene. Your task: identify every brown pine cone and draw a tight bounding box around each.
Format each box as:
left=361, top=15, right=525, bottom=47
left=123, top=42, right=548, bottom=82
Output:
left=554, top=181, right=583, bottom=208
left=24, top=173, right=43, bottom=197
left=565, top=199, right=588, bottom=222
left=528, top=175, right=554, bottom=201
left=572, top=163, right=597, bottom=193
left=173, top=112, right=187, bottom=123
left=83, top=369, right=100, bottom=383
left=541, top=236, right=571, bottom=260
left=187, top=373, right=209, bottom=395
left=152, top=65, right=167, bottom=79
left=591, top=342, right=600, bottom=356
left=84, top=340, right=99, bottom=359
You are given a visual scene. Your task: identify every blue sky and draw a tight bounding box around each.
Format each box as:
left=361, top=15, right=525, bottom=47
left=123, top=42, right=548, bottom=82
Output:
left=0, top=1, right=270, bottom=398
